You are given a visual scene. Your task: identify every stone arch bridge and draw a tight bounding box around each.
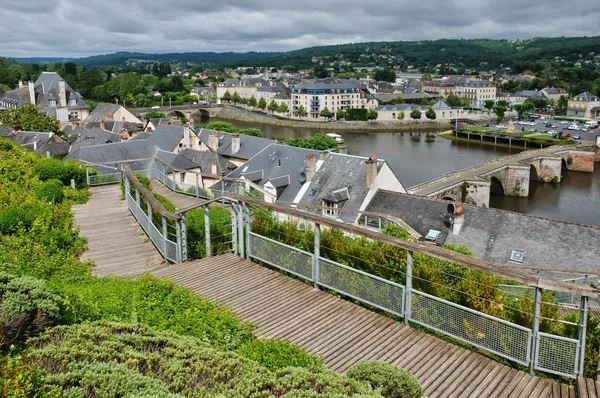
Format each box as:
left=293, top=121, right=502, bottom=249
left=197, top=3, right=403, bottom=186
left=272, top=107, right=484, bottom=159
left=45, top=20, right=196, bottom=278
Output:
left=409, top=145, right=596, bottom=207
left=131, top=104, right=223, bottom=120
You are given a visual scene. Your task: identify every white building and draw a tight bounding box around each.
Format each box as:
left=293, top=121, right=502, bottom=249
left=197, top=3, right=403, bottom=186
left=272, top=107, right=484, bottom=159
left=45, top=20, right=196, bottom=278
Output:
left=291, top=82, right=378, bottom=118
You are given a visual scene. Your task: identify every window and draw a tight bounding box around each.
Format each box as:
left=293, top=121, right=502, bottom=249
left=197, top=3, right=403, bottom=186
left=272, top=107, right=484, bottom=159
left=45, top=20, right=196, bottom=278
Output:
left=322, top=200, right=339, bottom=217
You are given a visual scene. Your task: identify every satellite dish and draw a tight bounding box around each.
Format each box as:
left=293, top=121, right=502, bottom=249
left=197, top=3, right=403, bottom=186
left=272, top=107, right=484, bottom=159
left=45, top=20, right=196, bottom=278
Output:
left=298, top=172, right=306, bottom=184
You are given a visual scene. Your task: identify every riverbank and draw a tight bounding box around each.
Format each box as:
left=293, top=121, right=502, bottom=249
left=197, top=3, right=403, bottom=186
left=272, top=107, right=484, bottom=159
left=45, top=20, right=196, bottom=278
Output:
left=440, top=131, right=572, bottom=149
left=214, top=106, right=450, bottom=132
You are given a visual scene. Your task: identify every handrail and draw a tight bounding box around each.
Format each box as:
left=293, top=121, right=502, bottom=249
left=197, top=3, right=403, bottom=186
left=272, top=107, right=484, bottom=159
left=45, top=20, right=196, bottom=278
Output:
left=228, top=192, right=597, bottom=297
left=124, top=167, right=180, bottom=221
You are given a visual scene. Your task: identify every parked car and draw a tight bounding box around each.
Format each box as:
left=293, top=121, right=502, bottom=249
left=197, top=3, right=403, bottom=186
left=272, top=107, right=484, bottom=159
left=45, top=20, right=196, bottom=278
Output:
left=560, top=121, right=570, bottom=124
left=529, top=128, right=537, bottom=132
left=551, top=124, right=558, bottom=128
left=151, top=105, right=160, bottom=109
left=563, top=133, right=571, bottom=138
left=495, top=124, right=507, bottom=128
left=547, top=130, right=558, bottom=136
left=573, top=134, right=581, bottom=139
left=568, top=124, right=581, bottom=130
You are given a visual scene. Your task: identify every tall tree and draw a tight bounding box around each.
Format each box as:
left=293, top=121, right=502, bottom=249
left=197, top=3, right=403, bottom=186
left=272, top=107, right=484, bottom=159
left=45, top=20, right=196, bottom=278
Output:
left=267, top=99, right=278, bottom=113
left=0, top=105, right=61, bottom=134
left=493, top=105, right=507, bottom=123
left=410, top=108, right=422, bottom=120
left=257, top=97, right=267, bottom=110
left=425, top=107, right=436, bottom=120
left=221, top=90, right=232, bottom=102
left=248, top=96, right=257, bottom=107
left=296, top=105, right=307, bottom=117
left=231, top=92, right=241, bottom=104
left=483, top=100, right=495, bottom=112
left=277, top=102, right=288, bottom=113
left=320, top=107, right=333, bottom=119
left=367, top=109, right=379, bottom=120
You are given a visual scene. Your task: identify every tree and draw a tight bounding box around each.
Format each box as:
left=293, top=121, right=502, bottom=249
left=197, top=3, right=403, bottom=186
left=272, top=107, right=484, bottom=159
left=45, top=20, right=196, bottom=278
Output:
left=367, top=109, right=378, bottom=120
left=285, top=133, right=337, bottom=150
left=425, top=107, right=436, bottom=120
left=421, top=73, right=432, bottom=81
left=446, top=94, right=462, bottom=107
left=513, top=104, right=526, bottom=120
left=232, top=92, right=241, bottom=104
left=410, top=108, right=422, bottom=120
left=135, top=93, right=148, bottom=107
left=556, top=95, right=568, bottom=115
left=0, top=105, right=61, bottom=134
left=497, top=99, right=508, bottom=108
left=221, top=90, right=232, bottom=103
left=170, top=76, right=185, bottom=92
left=483, top=100, right=495, bottom=112
left=336, top=109, right=346, bottom=120
left=248, top=96, right=257, bottom=107
left=144, top=111, right=166, bottom=120
left=320, top=107, right=333, bottom=119
left=267, top=99, right=278, bottom=113
left=257, top=97, right=267, bottom=110
left=297, top=105, right=307, bottom=117
left=493, top=105, right=507, bottom=123
left=398, top=111, right=405, bottom=120
left=374, top=68, right=396, bottom=82
left=276, top=102, right=288, bottom=114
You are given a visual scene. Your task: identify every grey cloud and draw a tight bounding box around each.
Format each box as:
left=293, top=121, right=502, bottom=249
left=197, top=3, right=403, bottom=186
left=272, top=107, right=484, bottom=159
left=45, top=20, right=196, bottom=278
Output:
left=1, top=0, right=599, bottom=57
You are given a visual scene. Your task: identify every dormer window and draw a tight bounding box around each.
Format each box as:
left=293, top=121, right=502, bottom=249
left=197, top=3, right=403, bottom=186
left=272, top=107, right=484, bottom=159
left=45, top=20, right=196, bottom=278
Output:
left=322, top=200, right=339, bottom=217
left=68, top=98, right=77, bottom=106
left=48, top=98, right=57, bottom=107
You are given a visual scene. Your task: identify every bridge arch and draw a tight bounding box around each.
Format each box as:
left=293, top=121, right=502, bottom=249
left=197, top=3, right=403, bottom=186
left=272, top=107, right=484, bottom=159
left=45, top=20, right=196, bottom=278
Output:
left=441, top=196, right=456, bottom=201
left=529, top=164, right=539, bottom=181
left=198, top=108, right=211, bottom=118
left=169, top=110, right=185, bottom=119
left=561, top=157, right=568, bottom=170
left=490, top=177, right=505, bottom=195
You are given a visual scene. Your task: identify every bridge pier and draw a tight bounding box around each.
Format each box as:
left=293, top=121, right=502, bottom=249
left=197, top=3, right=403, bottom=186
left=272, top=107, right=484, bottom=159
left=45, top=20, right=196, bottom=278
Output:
left=484, top=164, right=530, bottom=197
left=525, top=157, right=562, bottom=183
left=561, top=150, right=595, bottom=173
left=431, top=179, right=491, bottom=207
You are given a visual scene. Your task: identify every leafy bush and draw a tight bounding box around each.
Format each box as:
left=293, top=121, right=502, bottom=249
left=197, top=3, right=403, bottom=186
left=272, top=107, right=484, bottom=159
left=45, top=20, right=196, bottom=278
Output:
left=238, top=339, right=322, bottom=371
left=35, top=179, right=64, bottom=203
left=0, top=272, right=62, bottom=346
left=346, top=108, right=369, bottom=121
left=186, top=206, right=233, bottom=259
left=0, top=203, right=48, bottom=234
left=153, top=193, right=176, bottom=212
left=33, top=159, right=86, bottom=188
left=27, top=322, right=381, bottom=397
left=346, top=361, right=421, bottom=398
left=0, top=350, right=58, bottom=398
left=134, top=172, right=153, bottom=191
left=54, top=274, right=254, bottom=351
left=285, top=133, right=338, bottom=150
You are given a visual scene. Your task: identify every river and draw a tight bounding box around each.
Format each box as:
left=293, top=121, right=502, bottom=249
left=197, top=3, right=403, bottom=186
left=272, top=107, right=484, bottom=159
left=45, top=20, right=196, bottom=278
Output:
left=205, top=116, right=600, bottom=227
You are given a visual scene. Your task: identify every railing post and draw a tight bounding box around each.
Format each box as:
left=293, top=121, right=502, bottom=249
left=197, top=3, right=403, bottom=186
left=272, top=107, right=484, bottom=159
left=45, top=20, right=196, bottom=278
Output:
left=238, top=203, right=245, bottom=259
left=245, top=203, right=250, bottom=259
left=195, top=174, right=199, bottom=198
left=578, top=295, right=589, bottom=376
left=147, top=201, right=152, bottom=221
left=175, top=218, right=182, bottom=263
left=313, top=223, right=320, bottom=289
left=204, top=205, right=211, bottom=258
left=161, top=216, right=168, bottom=261
left=530, top=287, right=542, bottom=375
left=135, top=189, right=141, bottom=208
left=86, top=167, right=90, bottom=186
left=404, top=250, right=413, bottom=326
left=180, top=213, right=187, bottom=262
left=232, top=204, right=238, bottom=256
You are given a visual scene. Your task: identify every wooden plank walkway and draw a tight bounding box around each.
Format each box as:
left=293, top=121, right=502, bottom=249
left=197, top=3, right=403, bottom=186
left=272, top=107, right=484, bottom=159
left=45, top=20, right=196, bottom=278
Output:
left=73, top=184, right=584, bottom=398
left=72, top=185, right=166, bottom=276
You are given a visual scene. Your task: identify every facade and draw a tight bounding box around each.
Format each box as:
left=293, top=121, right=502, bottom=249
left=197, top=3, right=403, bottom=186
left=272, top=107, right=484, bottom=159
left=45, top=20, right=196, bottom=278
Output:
left=567, top=92, right=600, bottom=119
left=541, top=87, right=569, bottom=102
left=291, top=82, right=377, bottom=119
left=375, top=100, right=458, bottom=121
left=0, top=72, right=89, bottom=123
left=454, top=80, right=497, bottom=107
left=420, top=81, right=456, bottom=97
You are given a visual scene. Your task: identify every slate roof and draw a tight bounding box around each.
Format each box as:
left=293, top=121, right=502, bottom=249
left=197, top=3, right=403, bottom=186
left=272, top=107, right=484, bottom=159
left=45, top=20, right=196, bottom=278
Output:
left=155, top=150, right=201, bottom=171
left=572, top=92, right=600, bottom=102
left=10, top=131, right=71, bottom=156
left=431, top=100, right=452, bottom=110
left=69, top=127, right=122, bottom=152
left=514, top=90, right=545, bottom=99
left=298, top=153, right=386, bottom=224
left=66, top=140, right=159, bottom=165
left=178, top=149, right=234, bottom=175
left=147, top=125, right=186, bottom=152
left=34, top=72, right=88, bottom=109
left=364, top=190, right=600, bottom=274
left=219, top=143, right=320, bottom=202
left=197, top=129, right=275, bottom=160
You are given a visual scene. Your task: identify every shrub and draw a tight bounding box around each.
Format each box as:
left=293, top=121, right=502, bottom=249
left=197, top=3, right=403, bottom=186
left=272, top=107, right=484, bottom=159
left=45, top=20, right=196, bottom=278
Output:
left=186, top=206, right=233, bottom=259
left=238, top=339, right=322, bottom=371
left=33, top=159, right=86, bottom=188
left=0, top=349, right=58, bottom=398
left=35, top=179, right=64, bottom=203
left=153, top=193, right=176, bottom=212
left=0, top=272, right=62, bottom=346
left=27, top=322, right=381, bottom=397
left=347, top=361, right=422, bottom=398
left=134, top=172, right=153, bottom=191
left=0, top=203, right=47, bottom=234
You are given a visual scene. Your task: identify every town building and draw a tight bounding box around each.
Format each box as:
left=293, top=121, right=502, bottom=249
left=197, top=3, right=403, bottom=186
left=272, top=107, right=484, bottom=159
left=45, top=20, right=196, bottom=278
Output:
left=567, top=92, right=600, bottom=119
left=541, top=87, right=569, bottom=102
left=291, top=81, right=377, bottom=119
left=0, top=72, right=89, bottom=123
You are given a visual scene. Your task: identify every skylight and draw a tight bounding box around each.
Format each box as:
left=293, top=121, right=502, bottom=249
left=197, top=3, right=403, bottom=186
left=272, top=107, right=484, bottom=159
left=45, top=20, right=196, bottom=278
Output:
left=510, top=250, right=525, bottom=264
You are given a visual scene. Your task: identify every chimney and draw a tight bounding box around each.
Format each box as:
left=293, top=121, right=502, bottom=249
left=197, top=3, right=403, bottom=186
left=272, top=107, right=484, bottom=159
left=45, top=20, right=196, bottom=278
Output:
left=451, top=205, right=465, bottom=235
left=338, top=145, right=348, bottom=155
left=28, top=82, right=35, bottom=105
left=365, top=156, right=377, bottom=188
left=232, top=134, right=240, bottom=154
left=183, top=125, right=191, bottom=148
left=305, top=154, right=317, bottom=182
left=319, top=150, right=328, bottom=161
left=58, top=80, right=67, bottom=107
left=208, top=132, right=219, bottom=151
left=18, top=80, right=22, bottom=88
left=99, top=120, right=105, bottom=130
left=211, top=162, right=217, bottom=175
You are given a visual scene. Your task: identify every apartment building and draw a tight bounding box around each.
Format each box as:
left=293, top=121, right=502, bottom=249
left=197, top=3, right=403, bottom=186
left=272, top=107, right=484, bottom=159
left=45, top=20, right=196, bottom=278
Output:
left=567, top=92, right=600, bottom=119
left=454, top=80, right=497, bottom=107
left=291, top=82, right=377, bottom=118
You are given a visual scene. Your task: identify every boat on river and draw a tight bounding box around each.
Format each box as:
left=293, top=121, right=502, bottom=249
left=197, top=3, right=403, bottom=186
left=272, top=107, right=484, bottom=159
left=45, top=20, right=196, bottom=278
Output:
left=326, top=133, right=344, bottom=144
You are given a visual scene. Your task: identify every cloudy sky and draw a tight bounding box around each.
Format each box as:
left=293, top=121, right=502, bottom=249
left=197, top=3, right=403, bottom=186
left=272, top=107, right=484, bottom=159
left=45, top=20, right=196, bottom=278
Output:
left=2, top=0, right=600, bottom=58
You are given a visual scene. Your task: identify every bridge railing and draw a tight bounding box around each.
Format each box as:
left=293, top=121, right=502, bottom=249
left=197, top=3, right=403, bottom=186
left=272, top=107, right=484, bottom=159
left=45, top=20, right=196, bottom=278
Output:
left=191, top=194, right=595, bottom=380
left=123, top=168, right=185, bottom=263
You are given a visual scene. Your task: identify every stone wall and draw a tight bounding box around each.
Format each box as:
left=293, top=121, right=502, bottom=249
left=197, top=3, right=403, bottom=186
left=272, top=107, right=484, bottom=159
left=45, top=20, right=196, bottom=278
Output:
left=526, top=157, right=562, bottom=182
left=430, top=179, right=491, bottom=207
left=562, top=150, right=595, bottom=173
left=484, top=165, right=530, bottom=197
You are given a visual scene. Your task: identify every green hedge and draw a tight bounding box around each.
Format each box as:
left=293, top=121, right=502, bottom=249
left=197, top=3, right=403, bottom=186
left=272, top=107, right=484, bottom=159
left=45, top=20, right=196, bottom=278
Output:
left=345, top=108, right=369, bottom=121
left=35, top=179, right=64, bottom=203
left=238, top=339, right=322, bottom=371
left=347, top=361, right=421, bottom=398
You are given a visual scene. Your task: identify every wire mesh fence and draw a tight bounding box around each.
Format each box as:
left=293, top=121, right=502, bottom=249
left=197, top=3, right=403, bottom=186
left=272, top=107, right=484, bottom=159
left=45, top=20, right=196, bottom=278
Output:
left=248, top=232, right=313, bottom=281
left=535, top=332, right=580, bottom=378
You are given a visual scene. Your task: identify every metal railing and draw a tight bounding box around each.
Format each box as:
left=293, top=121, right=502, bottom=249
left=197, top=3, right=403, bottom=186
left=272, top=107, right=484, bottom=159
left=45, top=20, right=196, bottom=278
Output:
left=121, top=171, right=595, bottom=380
left=123, top=169, right=185, bottom=263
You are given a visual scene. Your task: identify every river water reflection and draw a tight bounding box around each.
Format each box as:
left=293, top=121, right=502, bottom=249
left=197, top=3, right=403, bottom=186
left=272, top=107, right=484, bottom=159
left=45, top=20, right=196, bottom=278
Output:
left=209, top=117, right=600, bottom=226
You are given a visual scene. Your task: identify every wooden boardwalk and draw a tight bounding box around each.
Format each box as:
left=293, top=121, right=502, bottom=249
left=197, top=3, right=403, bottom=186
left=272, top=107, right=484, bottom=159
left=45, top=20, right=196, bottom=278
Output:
left=72, top=185, right=165, bottom=276
left=73, top=184, right=582, bottom=398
